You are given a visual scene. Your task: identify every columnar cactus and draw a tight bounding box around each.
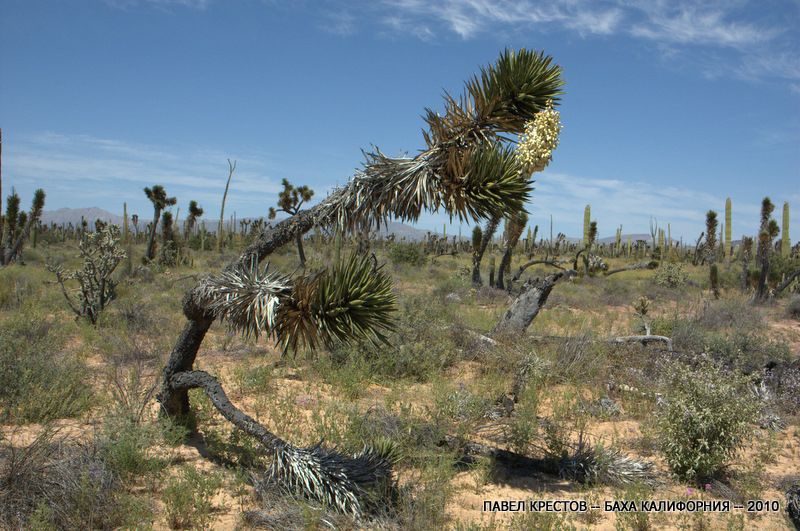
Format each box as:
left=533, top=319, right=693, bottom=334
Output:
left=724, top=198, right=732, bottom=263
left=583, top=204, right=591, bottom=247
left=782, top=202, right=790, bottom=258
left=123, top=202, right=130, bottom=244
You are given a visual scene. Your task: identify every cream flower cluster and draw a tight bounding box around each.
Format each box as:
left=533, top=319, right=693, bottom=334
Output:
left=516, top=100, right=562, bottom=173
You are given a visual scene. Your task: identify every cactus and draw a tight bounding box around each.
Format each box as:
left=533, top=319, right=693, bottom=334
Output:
left=667, top=223, right=672, bottom=259
left=782, top=202, right=790, bottom=257
left=47, top=225, right=126, bottom=324
left=583, top=204, right=591, bottom=246
left=123, top=202, right=130, bottom=244
left=488, top=254, right=496, bottom=288
left=587, top=221, right=597, bottom=249
left=724, top=198, right=732, bottom=263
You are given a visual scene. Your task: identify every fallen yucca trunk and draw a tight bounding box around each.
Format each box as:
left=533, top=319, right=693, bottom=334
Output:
left=443, top=434, right=658, bottom=488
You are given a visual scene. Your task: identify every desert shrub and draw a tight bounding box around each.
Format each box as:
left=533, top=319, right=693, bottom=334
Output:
left=163, top=466, right=223, bottom=529
left=324, top=297, right=460, bottom=383
left=0, top=267, right=41, bottom=309
left=0, top=312, right=91, bottom=423
left=787, top=295, right=800, bottom=319
left=655, top=359, right=758, bottom=481
left=704, top=332, right=789, bottom=372
left=506, top=383, right=541, bottom=454
left=695, top=298, right=762, bottom=333
left=654, top=262, right=688, bottom=288
left=0, top=428, right=152, bottom=529
left=652, top=314, right=789, bottom=372
left=99, top=416, right=166, bottom=480
left=388, top=242, right=425, bottom=266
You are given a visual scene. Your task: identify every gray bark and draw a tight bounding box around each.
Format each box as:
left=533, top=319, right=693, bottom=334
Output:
left=492, top=270, right=575, bottom=335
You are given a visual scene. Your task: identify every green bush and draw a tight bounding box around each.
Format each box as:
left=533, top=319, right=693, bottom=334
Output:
left=0, top=312, right=92, bottom=423
left=788, top=295, right=800, bottom=320
left=163, top=466, right=223, bottom=529
left=655, top=359, right=758, bottom=481
left=324, top=296, right=460, bottom=383
left=388, top=242, right=426, bottom=266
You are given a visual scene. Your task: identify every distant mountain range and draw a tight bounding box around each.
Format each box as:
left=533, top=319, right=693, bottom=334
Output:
left=41, top=207, right=123, bottom=228
left=39, top=208, right=675, bottom=244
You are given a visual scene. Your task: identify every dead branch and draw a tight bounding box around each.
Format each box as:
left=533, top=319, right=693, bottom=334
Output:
left=603, top=261, right=658, bottom=277
left=775, top=268, right=800, bottom=296
left=511, top=259, right=567, bottom=281
left=608, top=334, right=673, bottom=352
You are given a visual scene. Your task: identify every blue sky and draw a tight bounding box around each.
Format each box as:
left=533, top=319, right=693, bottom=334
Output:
left=1, top=0, right=798, bottom=240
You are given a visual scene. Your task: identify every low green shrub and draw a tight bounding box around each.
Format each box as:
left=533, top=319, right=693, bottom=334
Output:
left=163, top=466, right=223, bottom=529
left=0, top=311, right=91, bottom=423
left=788, top=295, right=800, bottom=320
left=388, top=242, right=426, bottom=266
left=655, top=359, right=758, bottom=481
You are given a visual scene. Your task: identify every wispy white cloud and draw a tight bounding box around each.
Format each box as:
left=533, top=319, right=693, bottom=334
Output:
left=373, top=0, right=799, bottom=88
left=381, top=0, right=623, bottom=39
left=628, top=1, right=776, bottom=48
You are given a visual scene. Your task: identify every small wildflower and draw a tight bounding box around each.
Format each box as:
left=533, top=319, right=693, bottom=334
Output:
left=687, top=487, right=695, bottom=496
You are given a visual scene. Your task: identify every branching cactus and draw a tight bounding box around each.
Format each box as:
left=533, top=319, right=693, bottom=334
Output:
left=47, top=225, right=126, bottom=324
left=157, top=48, right=564, bottom=517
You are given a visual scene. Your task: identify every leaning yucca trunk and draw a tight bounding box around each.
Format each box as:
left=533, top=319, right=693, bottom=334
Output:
left=158, top=48, right=563, bottom=516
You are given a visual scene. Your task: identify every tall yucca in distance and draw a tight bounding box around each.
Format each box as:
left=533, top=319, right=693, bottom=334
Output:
left=158, top=49, right=564, bottom=516
left=782, top=202, right=791, bottom=258
left=725, top=198, right=732, bottom=264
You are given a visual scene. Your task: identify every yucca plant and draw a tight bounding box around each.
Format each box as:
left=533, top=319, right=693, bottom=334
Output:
left=1, top=188, right=45, bottom=266
left=143, top=185, right=176, bottom=262
left=157, top=48, right=564, bottom=518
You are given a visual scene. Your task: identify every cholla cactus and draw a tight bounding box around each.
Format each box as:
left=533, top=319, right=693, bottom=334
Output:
left=586, top=254, right=607, bottom=274
left=515, top=99, right=562, bottom=173
left=48, top=225, right=126, bottom=324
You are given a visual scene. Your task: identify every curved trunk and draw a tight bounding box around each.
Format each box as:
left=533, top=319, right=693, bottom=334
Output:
left=496, top=246, right=513, bottom=290
left=471, top=215, right=500, bottom=286
left=158, top=208, right=317, bottom=419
